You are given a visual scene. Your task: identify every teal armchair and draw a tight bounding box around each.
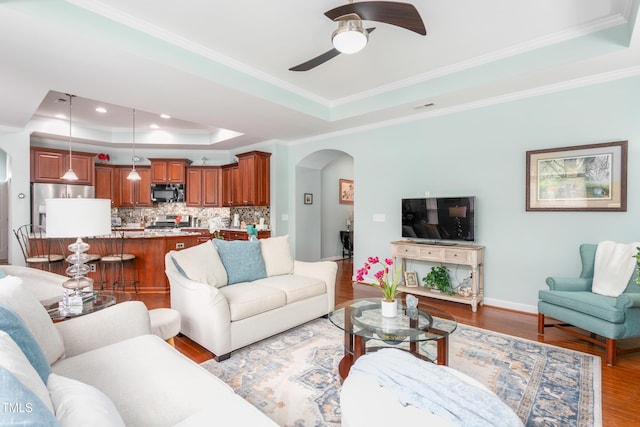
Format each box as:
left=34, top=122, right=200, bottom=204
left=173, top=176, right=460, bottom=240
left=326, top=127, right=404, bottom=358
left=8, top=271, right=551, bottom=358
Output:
left=538, top=243, right=640, bottom=366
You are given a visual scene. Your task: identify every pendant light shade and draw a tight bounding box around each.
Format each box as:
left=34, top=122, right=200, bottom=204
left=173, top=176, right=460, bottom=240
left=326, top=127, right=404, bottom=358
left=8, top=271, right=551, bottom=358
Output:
left=127, top=108, right=141, bottom=181
left=62, top=94, right=79, bottom=181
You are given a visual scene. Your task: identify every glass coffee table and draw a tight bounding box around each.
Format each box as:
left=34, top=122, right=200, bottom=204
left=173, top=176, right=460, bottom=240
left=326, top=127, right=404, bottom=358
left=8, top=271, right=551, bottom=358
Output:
left=328, top=297, right=457, bottom=379
left=41, top=291, right=132, bottom=321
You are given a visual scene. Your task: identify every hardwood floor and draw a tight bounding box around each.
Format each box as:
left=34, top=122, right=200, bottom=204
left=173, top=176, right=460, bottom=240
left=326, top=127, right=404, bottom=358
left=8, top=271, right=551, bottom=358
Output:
left=137, top=258, right=640, bottom=426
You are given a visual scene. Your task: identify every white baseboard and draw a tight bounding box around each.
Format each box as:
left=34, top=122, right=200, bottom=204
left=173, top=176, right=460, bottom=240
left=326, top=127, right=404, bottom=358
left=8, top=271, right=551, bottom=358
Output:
left=483, top=297, right=537, bottom=314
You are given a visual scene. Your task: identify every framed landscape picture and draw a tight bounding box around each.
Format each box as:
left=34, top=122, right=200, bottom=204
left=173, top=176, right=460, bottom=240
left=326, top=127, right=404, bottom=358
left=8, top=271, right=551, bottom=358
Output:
left=339, top=179, right=354, bottom=204
left=526, top=140, right=627, bottom=211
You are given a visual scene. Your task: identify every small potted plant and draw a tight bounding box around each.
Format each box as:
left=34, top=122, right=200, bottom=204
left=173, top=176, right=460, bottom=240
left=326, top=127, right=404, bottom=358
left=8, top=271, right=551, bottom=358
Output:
left=356, top=256, right=402, bottom=317
left=423, top=265, right=455, bottom=295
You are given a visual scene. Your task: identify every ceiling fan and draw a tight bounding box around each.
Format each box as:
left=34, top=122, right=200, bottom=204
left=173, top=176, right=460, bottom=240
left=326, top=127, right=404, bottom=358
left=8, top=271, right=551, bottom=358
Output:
left=289, top=1, right=426, bottom=72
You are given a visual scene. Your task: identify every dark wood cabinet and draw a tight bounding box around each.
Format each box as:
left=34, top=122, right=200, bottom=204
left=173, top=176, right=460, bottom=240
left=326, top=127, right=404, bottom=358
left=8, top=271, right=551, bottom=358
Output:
left=31, top=147, right=95, bottom=185
left=118, top=166, right=152, bottom=207
left=186, top=166, right=221, bottom=207
left=149, top=159, right=191, bottom=183
left=221, top=164, right=237, bottom=207
left=237, top=151, right=270, bottom=206
left=219, top=230, right=270, bottom=241
left=95, top=165, right=116, bottom=207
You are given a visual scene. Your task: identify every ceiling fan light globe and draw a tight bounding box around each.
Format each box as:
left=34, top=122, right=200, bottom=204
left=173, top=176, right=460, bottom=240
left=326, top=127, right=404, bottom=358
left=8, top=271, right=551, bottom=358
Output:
left=332, top=20, right=368, bottom=54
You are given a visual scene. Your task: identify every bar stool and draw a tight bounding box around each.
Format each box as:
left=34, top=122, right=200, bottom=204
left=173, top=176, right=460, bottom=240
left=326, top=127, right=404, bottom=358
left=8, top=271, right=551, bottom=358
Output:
left=13, top=224, right=65, bottom=273
left=100, top=231, right=138, bottom=293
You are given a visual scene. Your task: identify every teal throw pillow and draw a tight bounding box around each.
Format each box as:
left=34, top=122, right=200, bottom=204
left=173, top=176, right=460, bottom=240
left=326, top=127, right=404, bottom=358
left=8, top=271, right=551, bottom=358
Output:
left=213, top=240, right=267, bottom=285
left=0, top=367, right=60, bottom=426
left=0, top=304, right=51, bottom=384
left=0, top=269, right=6, bottom=279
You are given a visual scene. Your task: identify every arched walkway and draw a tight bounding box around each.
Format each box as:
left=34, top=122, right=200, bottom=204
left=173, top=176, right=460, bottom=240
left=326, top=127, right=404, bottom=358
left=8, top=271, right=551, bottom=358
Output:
left=294, top=149, right=353, bottom=262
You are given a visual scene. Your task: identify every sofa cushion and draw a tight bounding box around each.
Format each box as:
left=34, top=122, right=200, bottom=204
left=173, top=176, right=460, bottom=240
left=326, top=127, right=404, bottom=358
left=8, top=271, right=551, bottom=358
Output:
left=0, top=273, right=23, bottom=286
left=214, top=240, right=267, bottom=285
left=0, top=366, right=59, bottom=426
left=260, top=235, right=294, bottom=277
left=0, top=304, right=51, bottom=383
left=0, top=330, right=54, bottom=415
left=0, top=282, right=64, bottom=366
left=218, top=283, right=286, bottom=321
left=52, top=335, right=242, bottom=427
left=47, top=373, right=125, bottom=427
left=538, top=290, right=624, bottom=323
left=255, top=275, right=327, bottom=305
left=171, top=240, right=227, bottom=287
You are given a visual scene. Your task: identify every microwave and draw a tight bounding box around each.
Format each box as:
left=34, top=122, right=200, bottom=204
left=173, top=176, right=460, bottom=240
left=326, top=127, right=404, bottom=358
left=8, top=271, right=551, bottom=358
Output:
left=151, top=184, right=185, bottom=203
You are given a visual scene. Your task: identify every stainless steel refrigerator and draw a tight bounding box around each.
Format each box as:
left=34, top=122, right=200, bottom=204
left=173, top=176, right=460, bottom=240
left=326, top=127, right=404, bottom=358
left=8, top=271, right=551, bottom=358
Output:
left=31, top=183, right=95, bottom=232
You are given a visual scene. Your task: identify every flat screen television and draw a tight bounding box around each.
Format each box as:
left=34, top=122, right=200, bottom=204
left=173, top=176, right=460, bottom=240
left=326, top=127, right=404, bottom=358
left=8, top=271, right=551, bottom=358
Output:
left=401, top=196, right=475, bottom=243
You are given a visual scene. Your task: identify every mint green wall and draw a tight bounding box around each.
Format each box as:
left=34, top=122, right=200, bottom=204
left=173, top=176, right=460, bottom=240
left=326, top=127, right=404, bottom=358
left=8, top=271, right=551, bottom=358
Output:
left=288, top=76, right=640, bottom=312
left=0, top=131, right=32, bottom=265
left=0, top=150, right=6, bottom=181
left=321, top=155, right=353, bottom=259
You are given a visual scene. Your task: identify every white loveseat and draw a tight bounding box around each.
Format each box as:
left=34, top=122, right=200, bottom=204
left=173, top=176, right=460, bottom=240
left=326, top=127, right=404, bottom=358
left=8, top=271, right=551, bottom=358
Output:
left=165, top=235, right=337, bottom=360
left=0, top=266, right=277, bottom=426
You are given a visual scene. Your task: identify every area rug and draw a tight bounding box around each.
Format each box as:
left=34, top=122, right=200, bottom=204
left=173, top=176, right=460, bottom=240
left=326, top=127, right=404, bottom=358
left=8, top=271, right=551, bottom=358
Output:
left=200, top=318, right=601, bottom=427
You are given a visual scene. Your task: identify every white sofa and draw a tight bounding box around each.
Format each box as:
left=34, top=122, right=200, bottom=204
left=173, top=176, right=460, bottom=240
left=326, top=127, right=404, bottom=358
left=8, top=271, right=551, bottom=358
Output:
left=0, top=266, right=277, bottom=426
left=165, top=235, right=337, bottom=361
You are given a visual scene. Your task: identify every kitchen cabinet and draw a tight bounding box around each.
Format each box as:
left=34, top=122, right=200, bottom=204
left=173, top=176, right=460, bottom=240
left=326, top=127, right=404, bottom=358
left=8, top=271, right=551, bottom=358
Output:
left=117, top=166, right=152, bottom=207
left=149, top=159, right=191, bottom=183
left=221, top=163, right=238, bottom=207
left=236, top=151, right=271, bottom=206
left=30, top=147, right=95, bottom=185
left=186, top=166, right=222, bottom=207
left=219, top=230, right=271, bottom=241
left=95, top=165, right=116, bottom=207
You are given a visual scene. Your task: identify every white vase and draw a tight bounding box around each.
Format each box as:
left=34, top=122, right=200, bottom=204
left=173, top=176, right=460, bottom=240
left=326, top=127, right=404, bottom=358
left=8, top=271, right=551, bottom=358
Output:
left=380, top=299, right=398, bottom=318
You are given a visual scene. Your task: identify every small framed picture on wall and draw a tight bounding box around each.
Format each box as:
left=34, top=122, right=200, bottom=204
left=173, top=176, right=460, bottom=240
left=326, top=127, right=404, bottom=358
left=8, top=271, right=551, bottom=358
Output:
left=339, top=179, right=354, bottom=204
left=304, top=193, right=313, bottom=204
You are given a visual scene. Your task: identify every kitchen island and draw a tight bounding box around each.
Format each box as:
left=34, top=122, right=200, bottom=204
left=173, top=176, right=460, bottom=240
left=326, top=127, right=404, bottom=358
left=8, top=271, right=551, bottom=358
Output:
left=43, top=228, right=270, bottom=293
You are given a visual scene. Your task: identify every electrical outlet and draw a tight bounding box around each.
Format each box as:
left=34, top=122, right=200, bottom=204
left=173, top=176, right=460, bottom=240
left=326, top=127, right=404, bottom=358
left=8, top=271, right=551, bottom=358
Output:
left=89, top=264, right=96, bottom=272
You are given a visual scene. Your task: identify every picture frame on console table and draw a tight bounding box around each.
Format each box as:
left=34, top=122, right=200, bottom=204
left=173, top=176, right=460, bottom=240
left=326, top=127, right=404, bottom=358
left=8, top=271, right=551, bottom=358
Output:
left=526, top=140, right=627, bottom=212
left=404, top=271, right=418, bottom=287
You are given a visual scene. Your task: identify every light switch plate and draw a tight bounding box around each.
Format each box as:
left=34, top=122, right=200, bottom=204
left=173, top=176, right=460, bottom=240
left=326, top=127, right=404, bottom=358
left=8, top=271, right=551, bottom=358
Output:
left=373, top=214, right=386, bottom=222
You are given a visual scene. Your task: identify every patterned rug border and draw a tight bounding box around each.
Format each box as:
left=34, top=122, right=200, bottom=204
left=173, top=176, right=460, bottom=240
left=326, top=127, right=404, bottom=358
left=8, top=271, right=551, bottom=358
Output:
left=201, top=318, right=602, bottom=427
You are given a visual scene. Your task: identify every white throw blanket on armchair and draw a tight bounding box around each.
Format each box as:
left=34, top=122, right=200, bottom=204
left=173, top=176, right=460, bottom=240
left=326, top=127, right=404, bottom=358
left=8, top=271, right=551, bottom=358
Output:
left=592, top=240, right=640, bottom=297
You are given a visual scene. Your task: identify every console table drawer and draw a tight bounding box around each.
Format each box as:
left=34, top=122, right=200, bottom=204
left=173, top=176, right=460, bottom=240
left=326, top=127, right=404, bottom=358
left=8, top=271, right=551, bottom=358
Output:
left=394, top=244, right=420, bottom=258
left=418, top=247, right=445, bottom=261
left=443, top=249, right=470, bottom=264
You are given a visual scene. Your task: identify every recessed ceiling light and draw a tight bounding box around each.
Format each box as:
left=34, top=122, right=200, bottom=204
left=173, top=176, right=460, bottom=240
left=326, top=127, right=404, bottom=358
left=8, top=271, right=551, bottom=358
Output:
left=95, top=107, right=108, bottom=113
left=160, top=114, right=171, bottom=119
left=55, top=114, right=67, bottom=120
left=150, top=124, right=159, bottom=129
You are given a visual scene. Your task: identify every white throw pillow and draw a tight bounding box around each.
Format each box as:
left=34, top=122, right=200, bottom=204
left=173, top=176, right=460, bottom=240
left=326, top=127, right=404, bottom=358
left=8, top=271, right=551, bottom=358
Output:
left=47, top=373, right=125, bottom=427
left=171, top=240, right=227, bottom=287
left=260, top=235, right=294, bottom=277
left=0, top=282, right=65, bottom=365
left=0, top=331, right=54, bottom=414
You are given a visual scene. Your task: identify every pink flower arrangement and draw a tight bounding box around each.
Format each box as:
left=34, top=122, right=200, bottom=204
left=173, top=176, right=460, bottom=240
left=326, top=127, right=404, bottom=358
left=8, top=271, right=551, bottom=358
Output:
left=96, top=153, right=110, bottom=163
left=356, top=256, right=402, bottom=302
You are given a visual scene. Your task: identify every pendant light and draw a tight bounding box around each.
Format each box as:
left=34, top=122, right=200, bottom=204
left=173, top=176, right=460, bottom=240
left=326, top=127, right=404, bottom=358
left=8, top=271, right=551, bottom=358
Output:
left=61, top=94, right=79, bottom=181
left=127, top=108, right=141, bottom=181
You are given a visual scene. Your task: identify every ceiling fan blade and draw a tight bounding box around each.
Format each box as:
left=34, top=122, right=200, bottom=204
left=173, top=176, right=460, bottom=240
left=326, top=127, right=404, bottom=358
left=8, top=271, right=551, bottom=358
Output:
left=325, top=1, right=426, bottom=35
left=289, top=27, right=376, bottom=72
left=289, top=48, right=341, bottom=72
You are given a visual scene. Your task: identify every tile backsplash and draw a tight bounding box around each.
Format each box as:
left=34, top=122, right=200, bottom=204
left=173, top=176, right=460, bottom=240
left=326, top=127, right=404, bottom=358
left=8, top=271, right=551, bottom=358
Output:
left=114, top=204, right=270, bottom=229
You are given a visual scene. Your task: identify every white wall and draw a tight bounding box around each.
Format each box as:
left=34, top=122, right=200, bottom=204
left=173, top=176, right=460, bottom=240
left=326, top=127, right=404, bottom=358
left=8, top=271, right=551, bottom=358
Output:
left=295, top=167, right=322, bottom=261
left=288, top=76, right=640, bottom=313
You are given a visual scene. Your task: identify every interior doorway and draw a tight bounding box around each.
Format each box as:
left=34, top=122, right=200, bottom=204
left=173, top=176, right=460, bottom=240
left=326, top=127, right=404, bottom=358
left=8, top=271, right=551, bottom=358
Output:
left=295, top=149, right=353, bottom=262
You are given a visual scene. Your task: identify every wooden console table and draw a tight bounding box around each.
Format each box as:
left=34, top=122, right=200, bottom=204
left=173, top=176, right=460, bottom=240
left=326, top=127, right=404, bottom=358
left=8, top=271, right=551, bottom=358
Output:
left=391, top=241, right=485, bottom=312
